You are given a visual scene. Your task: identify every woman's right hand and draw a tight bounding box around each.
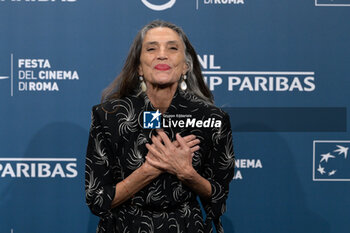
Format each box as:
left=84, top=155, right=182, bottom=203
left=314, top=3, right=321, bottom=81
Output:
left=173, top=134, right=200, bottom=151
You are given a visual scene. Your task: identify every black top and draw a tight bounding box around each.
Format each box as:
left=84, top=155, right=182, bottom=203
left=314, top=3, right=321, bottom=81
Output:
left=85, top=90, right=235, bottom=233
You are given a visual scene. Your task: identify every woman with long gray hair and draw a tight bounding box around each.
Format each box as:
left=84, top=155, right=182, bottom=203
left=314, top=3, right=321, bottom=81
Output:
left=85, top=20, right=235, bottom=233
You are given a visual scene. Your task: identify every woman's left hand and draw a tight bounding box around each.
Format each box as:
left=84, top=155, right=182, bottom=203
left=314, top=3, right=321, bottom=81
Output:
left=145, top=130, right=199, bottom=181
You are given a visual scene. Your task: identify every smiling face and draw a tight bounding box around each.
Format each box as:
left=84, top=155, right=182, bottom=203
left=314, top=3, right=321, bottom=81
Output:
left=138, top=27, right=188, bottom=89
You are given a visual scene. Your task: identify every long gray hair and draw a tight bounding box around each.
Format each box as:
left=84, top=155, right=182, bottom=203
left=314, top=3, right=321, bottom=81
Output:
left=101, top=20, right=213, bottom=104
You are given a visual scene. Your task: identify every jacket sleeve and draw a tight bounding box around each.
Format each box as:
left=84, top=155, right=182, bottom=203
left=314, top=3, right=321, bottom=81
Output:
left=85, top=106, right=116, bottom=218
left=201, top=112, right=235, bottom=232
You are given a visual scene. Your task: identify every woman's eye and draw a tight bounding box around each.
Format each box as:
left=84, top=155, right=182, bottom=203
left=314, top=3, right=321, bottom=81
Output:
left=170, top=47, right=178, bottom=50
left=146, top=48, right=155, bottom=51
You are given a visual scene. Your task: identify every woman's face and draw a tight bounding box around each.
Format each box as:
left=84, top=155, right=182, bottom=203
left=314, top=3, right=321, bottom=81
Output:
left=138, top=27, right=188, bottom=88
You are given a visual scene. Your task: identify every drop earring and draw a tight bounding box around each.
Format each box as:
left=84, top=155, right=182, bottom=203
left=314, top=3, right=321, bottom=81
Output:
left=139, top=76, right=147, bottom=92
left=180, top=74, right=187, bottom=91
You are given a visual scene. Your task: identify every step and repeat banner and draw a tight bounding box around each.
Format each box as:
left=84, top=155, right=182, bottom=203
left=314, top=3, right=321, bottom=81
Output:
left=1, top=0, right=349, bottom=233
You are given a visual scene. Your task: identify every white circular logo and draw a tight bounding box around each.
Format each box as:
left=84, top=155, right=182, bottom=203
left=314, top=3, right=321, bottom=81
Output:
left=141, top=0, right=176, bottom=11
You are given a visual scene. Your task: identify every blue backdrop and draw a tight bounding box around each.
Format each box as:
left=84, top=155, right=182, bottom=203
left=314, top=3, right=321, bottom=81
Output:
left=1, top=0, right=350, bottom=232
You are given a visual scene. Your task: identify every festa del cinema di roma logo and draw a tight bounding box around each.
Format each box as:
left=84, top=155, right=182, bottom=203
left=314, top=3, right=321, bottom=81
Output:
left=141, top=0, right=176, bottom=11
left=141, top=0, right=245, bottom=10
left=0, top=55, right=79, bottom=96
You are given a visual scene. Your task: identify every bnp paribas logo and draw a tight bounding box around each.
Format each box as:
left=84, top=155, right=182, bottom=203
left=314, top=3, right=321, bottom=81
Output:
left=143, top=110, right=162, bottom=129
left=313, top=140, right=350, bottom=181
left=315, top=0, right=350, bottom=6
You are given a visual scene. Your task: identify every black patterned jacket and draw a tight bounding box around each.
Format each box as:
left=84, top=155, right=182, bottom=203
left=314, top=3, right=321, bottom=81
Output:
left=85, top=89, right=235, bottom=233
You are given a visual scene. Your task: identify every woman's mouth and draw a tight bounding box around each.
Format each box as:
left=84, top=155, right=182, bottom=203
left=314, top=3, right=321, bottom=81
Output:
left=155, top=64, right=171, bottom=71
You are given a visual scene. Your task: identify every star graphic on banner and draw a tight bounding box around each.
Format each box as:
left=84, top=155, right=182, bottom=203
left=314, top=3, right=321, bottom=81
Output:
left=334, top=145, right=349, bottom=159
left=317, top=164, right=326, bottom=175
left=150, top=110, right=161, bottom=122
left=320, top=152, right=335, bottom=163
left=328, top=170, right=337, bottom=176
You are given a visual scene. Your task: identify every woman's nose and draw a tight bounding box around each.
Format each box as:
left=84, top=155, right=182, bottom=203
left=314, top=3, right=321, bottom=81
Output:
left=157, top=47, right=168, bottom=60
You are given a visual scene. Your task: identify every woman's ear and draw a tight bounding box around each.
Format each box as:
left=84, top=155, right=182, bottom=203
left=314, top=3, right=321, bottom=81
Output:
left=138, top=65, right=143, bottom=76
left=183, top=62, right=189, bottom=75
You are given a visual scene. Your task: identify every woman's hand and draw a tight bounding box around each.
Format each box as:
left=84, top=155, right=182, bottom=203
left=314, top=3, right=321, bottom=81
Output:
left=145, top=130, right=200, bottom=181
left=173, top=134, right=200, bottom=149
left=141, top=153, right=164, bottom=177
left=142, top=134, right=199, bottom=176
